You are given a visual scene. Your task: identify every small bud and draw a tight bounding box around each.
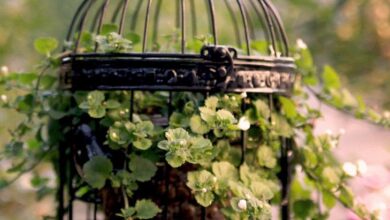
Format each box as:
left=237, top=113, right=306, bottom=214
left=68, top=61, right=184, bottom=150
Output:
left=201, top=188, right=208, bottom=193
left=238, top=199, right=247, bottom=211
left=1, top=66, right=9, bottom=76
left=326, top=129, right=333, bottom=136
left=240, top=92, right=247, bottom=99
left=356, top=160, right=368, bottom=175
left=339, top=128, right=346, bottom=135
left=212, top=177, right=218, bottom=183
left=111, top=132, right=118, bottom=140
left=330, top=140, right=338, bottom=149
left=296, top=39, right=308, bottom=50
left=238, top=117, right=251, bottom=131
left=384, top=111, right=390, bottom=119
left=1, top=94, right=8, bottom=103
left=179, top=140, right=186, bottom=145
left=343, top=162, right=357, bottom=177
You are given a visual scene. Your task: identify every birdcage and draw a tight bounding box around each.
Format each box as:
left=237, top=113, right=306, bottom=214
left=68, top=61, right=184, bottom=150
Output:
left=57, top=0, right=296, bottom=219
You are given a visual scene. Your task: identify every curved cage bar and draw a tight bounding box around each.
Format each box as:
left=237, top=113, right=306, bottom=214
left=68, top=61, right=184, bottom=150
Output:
left=58, top=1, right=296, bottom=220
left=60, top=0, right=296, bottom=93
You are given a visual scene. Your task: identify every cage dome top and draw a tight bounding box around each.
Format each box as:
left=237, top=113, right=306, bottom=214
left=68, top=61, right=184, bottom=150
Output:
left=60, top=0, right=296, bottom=93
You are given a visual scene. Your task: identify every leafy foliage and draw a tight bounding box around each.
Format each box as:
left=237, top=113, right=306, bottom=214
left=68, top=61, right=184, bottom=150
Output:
left=0, top=33, right=387, bottom=220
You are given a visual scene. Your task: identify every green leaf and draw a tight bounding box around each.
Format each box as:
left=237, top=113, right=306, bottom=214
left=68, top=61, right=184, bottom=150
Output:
left=257, top=146, right=277, bottom=169
left=83, top=156, right=113, bottom=189
left=321, top=167, right=340, bottom=188
left=133, top=138, right=152, bottom=150
left=88, top=106, right=106, bottom=118
left=105, top=100, right=121, bottom=109
left=322, top=190, right=337, bottom=209
left=302, top=147, right=318, bottom=169
left=195, top=191, right=214, bottom=207
left=166, top=153, right=186, bottom=168
left=187, top=170, right=216, bottom=207
left=199, top=107, right=216, bottom=124
left=118, top=207, right=136, bottom=219
left=250, top=181, right=274, bottom=200
left=322, top=65, right=341, bottom=89
left=125, top=32, right=141, bottom=45
left=101, top=24, right=119, bottom=35
left=34, top=37, right=58, bottom=55
left=205, top=96, right=219, bottom=110
left=279, top=97, right=298, bottom=119
left=190, top=115, right=210, bottom=134
left=169, top=112, right=189, bottom=128
left=254, top=100, right=271, bottom=119
left=134, top=199, right=161, bottom=219
left=129, top=155, right=157, bottom=182
left=271, top=113, right=294, bottom=137
left=212, top=161, right=238, bottom=181
left=88, top=91, right=105, bottom=105
left=293, top=199, right=316, bottom=219
left=216, top=109, right=236, bottom=124
left=339, top=186, right=354, bottom=207
left=165, top=128, right=190, bottom=141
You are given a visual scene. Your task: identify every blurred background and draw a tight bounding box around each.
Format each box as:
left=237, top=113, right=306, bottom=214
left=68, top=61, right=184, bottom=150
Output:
left=1, top=0, right=390, bottom=219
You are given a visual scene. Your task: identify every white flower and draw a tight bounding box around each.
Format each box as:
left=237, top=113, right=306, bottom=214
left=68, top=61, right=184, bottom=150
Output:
left=330, top=140, right=338, bottom=149
left=343, top=162, right=357, bottom=177
left=238, top=117, right=251, bottom=131
left=238, top=199, right=247, bottom=210
left=384, top=111, right=390, bottom=119
left=1, top=66, right=9, bottom=76
left=339, top=128, right=346, bottom=135
left=1, top=94, right=7, bottom=103
left=179, top=140, right=187, bottom=145
left=296, top=39, right=308, bottom=50
left=356, top=160, right=368, bottom=175
left=240, top=92, right=247, bottom=98
left=201, top=188, right=208, bottom=193
left=326, top=129, right=333, bottom=136
left=212, top=177, right=217, bottom=183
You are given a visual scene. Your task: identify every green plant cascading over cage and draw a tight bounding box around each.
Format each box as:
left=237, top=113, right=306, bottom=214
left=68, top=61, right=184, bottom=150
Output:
left=0, top=0, right=388, bottom=220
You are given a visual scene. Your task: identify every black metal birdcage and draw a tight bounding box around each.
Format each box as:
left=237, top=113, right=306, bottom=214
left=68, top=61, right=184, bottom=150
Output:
left=57, top=0, right=296, bottom=219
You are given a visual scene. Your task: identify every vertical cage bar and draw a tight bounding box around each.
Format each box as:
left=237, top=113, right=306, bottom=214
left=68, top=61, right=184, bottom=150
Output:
left=242, top=1, right=256, bottom=41
left=94, top=193, right=98, bottom=220
left=237, top=0, right=251, bottom=55
left=65, top=0, right=89, bottom=48
left=224, top=0, right=242, bottom=47
left=207, top=0, right=218, bottom=45
left=94, top=0, right=111, bottom=52
left=111, top=0, right=124, bottom=22
left=90, top=1, right=106, bottom=33
left=263, top=0, right=289, bottom=56
left=181, top=0, right=186, bottom=54
left=258, top=0, right=277, bottom=56
left=57, top=143, right=66, bottom=219
left=240, top=96, right=248, bottom=165
left=119, top=0, right=130, bottom=35
left=130, top=91, right=135, bottom=121
left=97, top=0, right=111, bottom=31
left=142, top=0, right=152, bottom=53
left=152, top=0, right=163, bottom=43
left=249, top=0, right=270, bottom=45
left=280, top=137, right=292, bottom=220
left=163, top=92, right=174, bottom=220
left=74, top=0, right=96, bottom=53
left=190, top=0, right=197, bottom=38
left=130, top=0, right=144, bottom=31
left=68, top=148, right=75, bottom=220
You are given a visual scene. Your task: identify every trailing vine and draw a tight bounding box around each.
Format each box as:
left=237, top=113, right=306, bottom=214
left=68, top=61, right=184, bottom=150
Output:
left=0, top=26, right=388, bottom=219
